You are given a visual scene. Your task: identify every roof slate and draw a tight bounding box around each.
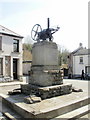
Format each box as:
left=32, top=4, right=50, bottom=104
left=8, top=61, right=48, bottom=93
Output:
left=73, top=48, right=90, bottom=55
left=0, top=25, right=23, bottom=38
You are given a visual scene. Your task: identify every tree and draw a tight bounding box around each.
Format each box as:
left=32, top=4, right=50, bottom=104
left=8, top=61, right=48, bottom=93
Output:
left=23, top=43, right=32, bottom=51
left=62, top=49, right=70, bottom=64
left=23, top=35, right=34, bottom=44
left=23, top=43, right=32, bottom=61
left=58, top=50, right=62, bottom=66
left=58, top=45, right=70, bottom=65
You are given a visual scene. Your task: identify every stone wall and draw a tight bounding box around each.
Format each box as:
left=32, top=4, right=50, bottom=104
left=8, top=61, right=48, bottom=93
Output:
left=21, top=83, right=72, bottom=99
left=29, top=69, right=63, bottom=86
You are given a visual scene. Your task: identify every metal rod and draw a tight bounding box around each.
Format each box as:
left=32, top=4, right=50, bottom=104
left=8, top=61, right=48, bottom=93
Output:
left=47, top=18, right=50, bottom=29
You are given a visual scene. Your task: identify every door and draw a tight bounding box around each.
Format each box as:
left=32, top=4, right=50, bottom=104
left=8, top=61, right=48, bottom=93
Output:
left=13, top=59, right=17, bottom=79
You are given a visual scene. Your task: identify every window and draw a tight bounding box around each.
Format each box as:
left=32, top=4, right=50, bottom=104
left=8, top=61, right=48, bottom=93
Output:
left=13, top=39, right=19, bottom=52
left=79, top=57, right=83, bottom=64
left=0, top=36, right=2, bottom=50
left=0, top=58, right=3, bottom=75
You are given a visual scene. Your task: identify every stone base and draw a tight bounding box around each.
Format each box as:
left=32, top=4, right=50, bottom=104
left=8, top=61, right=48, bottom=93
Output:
left=1, top=91, right=89, bottom=119
left=29, top=41, right=64, bottom=87
left=24, top=95, right=42, bottom=104
left=29, top=68, right=63, bottom=86
left=21, top=83, right=72, bottom=99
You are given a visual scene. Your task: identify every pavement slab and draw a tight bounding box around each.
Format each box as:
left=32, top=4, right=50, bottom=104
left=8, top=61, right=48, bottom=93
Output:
left=0, top=79, right=89, bottom=119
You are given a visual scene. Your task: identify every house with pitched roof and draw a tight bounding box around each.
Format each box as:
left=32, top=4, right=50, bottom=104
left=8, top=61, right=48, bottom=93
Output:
left=0, top=25, right=23, bottom=81
left=68, top=43, right=90, bottom=79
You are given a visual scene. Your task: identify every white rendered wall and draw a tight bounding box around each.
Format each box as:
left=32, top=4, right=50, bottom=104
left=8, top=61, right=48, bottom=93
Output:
left=2, top=35, right=22, bottom=55
left=2, top=35, right=13, bottom=55
left=1, top=35, right=23, bottom=80
left=73, top=55, right=88, bottom=75
left=88, top=2, right=90, bottom=49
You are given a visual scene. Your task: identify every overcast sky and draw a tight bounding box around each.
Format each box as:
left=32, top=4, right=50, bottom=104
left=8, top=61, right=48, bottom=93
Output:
left=0, top=0, right=89, bottom=52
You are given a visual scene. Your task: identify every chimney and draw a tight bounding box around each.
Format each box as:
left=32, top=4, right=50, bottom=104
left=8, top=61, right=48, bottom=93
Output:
left=79, top=43, right=83, bottom=48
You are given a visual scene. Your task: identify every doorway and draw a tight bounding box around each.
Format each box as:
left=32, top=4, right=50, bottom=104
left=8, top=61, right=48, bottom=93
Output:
left=13, top=59, right=18, bottom=79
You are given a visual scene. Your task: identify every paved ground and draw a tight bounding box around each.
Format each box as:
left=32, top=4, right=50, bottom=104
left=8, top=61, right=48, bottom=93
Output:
left=0, top=79, right=89, bottom=119
left=0, top=81, right=25, bottom=119
left=64, top=79, right=89, bottom=92
left=0, top=79, right=89, bottom=95
left=0, top=81, right=26, bottom=94
left=64, top=79, right=90, bottom=119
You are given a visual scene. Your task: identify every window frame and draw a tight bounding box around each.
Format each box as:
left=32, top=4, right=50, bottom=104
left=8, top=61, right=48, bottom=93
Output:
left=0, top=36, right=2, bottom=50
left=13, top=39, right=19, bottom=52
left=79, top=57, right=83, bottom=64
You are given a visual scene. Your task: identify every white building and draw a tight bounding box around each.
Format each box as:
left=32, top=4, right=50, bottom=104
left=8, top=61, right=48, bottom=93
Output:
left=68, top=43, right=90, bottom=78
left=88, top=1, right=90, bottom=49
left=88, top=2, right=90, bottom=71
left=0, top=25, right=23, bottom=81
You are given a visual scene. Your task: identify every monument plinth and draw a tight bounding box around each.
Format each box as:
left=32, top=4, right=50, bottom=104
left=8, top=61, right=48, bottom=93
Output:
left=21, top=41, right=72, bottom=99
left=29, top=41, right=63, bottom=86
left=4, top=18, right=87, bottom=120
left=32, top=41, right=58, bottom=66
left=21, top=18, right=72, bottom=99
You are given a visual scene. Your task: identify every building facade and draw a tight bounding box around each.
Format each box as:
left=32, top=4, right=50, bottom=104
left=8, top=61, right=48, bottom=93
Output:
left=88, top=1, right=90, bottom=49
left=68, top=43, right=90, bottom=78
left=73, top=49, right=90, bottom=77
left=0, top=25, right=23, bottom=81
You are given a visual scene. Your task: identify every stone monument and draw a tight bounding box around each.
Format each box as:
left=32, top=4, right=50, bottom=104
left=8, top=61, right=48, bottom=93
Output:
left=21, top=18, right=72, bottom=100
left=30, top=41, right=63, bottom=86
left=4, top=19, right=87, bottom=120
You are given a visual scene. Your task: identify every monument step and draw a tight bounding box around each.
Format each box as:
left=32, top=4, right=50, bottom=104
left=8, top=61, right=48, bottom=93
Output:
left=0, top=93, right=89, bottom=119
left=0, top=100, right=23, bottom=120
left=0, top=111, right=6, bottom=120
left=52, top=104, right=90, bottom=119
left=3, top=110, right=22, bottom=120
